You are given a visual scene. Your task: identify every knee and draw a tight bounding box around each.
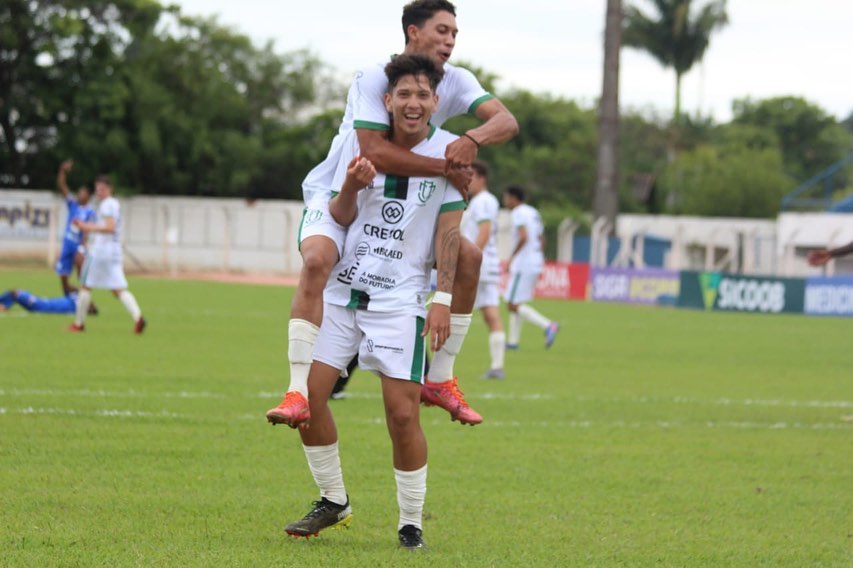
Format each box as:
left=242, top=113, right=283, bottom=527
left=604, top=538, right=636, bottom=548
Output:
left=301, top=245, right=336, bottom=281
left=386, top=405, right=418, bottom=436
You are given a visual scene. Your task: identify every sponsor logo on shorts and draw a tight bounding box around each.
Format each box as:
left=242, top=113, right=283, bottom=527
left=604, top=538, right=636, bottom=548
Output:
left=366, top=338, right=403, bottom=354
left=382, top=201, right=404, bottom=224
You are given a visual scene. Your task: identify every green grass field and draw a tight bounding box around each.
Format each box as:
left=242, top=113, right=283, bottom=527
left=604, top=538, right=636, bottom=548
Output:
left=1, top=269, right=851, bottom=567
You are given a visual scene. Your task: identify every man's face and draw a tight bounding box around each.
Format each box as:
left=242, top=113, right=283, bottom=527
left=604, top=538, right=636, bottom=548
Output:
left=407, top=10, right=457, bottom=65
left=469, top=172, right=486, bottom=195
left=77, top=188, right=91, bottom=205
left=503, top=192, right=518, bottom=209
left=384, top=74, right=438, bottom=139
left=95, top=181, right=111, bottom=200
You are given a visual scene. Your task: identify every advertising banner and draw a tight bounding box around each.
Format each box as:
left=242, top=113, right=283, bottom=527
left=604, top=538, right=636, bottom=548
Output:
left=499, top=261, right=589, bottom=300
left=0, top=192, right=53, bottom=240
left=678, top=271, right=805, bottom=314
left=590, top=267, right=680, bottom=305
left=804, top=276, right=853, bottom=317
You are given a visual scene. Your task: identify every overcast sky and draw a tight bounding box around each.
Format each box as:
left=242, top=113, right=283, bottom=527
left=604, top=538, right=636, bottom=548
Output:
left=170, top=0, right=852, bottom=122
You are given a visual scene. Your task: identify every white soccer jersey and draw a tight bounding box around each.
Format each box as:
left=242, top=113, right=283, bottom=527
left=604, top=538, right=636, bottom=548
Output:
left=509, top=203, right=544, bottom=272
left=324, top=128, right=466, bottom=317
left=89, top=196, right=122, bottom=260
left=460, top=190, right=501, bottom=283
left=301, top=58, right=492, bottom=204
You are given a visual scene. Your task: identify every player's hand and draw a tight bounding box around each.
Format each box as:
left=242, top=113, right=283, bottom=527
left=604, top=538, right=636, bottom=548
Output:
left=445, top=165, right=473, bottom=201
left=423, top=303, right=451, bottom=352
left=341, top=156, right=376, bottom=193
left=59, top=160, right=73, bottom=173
left=807, top=249, right=832, bottom=266
left=72, top=219, right=83, bottom=228
left=444, top=135, right=478, bottom=169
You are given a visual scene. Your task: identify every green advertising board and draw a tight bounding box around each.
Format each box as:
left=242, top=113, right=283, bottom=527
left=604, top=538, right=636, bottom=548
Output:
left=678, top=271, right=805, bottom=314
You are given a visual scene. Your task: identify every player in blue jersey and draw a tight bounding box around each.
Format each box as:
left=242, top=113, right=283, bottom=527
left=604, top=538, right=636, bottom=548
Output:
left=55, top=160, right=96, bottom=294
left=0, top=288, right=97, bottom=315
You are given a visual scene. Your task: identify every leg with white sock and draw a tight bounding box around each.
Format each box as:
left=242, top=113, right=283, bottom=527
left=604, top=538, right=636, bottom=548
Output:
left=507, top=308, right=521, bottom=347
left=381, top=375, right=428, bottom=536
left=427, top=313, right=471, bottom=382
left=287, top=319, right=319, bottom=398
left=74, top=288, right=92, bottom=327
left=117, top=289, right=142, bottom=322
left=518, top=303, right=551, bottom=330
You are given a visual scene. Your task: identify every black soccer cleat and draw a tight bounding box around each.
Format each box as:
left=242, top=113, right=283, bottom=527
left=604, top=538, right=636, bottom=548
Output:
left=398, top=524, right=425, bottom=550
left=285, top=497, right=352, bottom=537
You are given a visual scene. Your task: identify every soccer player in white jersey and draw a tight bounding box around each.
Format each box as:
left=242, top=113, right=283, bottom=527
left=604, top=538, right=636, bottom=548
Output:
left=283, top=55, right=462, bottom=550
left=502, top=185, right=559, bottom=349
left=67, top=176, right=146, bottom=334
left=460, top=160, right=506, bottom=379
left=266, top=0, right=518, bottom=427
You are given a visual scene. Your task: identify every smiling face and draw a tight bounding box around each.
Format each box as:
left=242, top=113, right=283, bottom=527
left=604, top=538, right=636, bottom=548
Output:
left=405, top=10, right=457, bottom=65
left=384, top=73, right=438, bottom=146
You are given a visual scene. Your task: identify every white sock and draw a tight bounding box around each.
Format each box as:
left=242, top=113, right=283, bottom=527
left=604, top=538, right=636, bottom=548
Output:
left=518, top=304, right=551, bottom=330
left=288, top=319, right=319, bottom=398
left=489, top=331, right=506, bottom=370
left=74, top=289, right=91, bottom=327
left=508, top=312, right=521, bottom=345
left=427, top=313, right=472, bottom=383
left=395, top=464, right=427, bottom=530
left=303, top=442, right=347, bottom=506
left=118, top=290, right=142, bottom=321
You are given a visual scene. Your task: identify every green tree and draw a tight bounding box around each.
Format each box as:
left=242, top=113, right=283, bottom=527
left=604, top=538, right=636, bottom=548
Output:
left=731, top=96, right=852, bottom=182
left=622, top=0, right=728, bottom=123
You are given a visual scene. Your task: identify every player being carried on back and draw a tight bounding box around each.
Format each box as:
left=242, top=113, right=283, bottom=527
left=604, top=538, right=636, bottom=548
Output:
left=266, top=0, right=518, bottom=428
left=283, top=53, right=463, bottom=550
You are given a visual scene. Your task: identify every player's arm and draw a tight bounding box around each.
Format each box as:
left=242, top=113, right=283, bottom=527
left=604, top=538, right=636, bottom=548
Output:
left=808, top=239, right=853, bottom=266
left=425, top=208, right=463, bottom=352
left=328, top=156, right=376, bottom=227
left=56, top=160, right=72, bottom=198
left=510, top=225, right=528, bottom=261
left=474, top=220, right=491, bottom=250
left=445, top=98, right=519, bottom=168
left=74, top=216, right=115, bottom=234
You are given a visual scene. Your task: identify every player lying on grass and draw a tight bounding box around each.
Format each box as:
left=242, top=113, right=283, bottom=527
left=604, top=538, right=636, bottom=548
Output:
left=283, top=54, right=464, bottom=550
left=266, top=0, right=518, bottom=427
left=0, top=288, right=97, bottom=315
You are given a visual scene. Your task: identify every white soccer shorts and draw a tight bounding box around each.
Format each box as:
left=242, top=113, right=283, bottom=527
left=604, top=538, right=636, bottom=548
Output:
left=503, top=271, right=540, bottom=304
left=474, top=280, right=500, bottom=310
left=81, top=256, right=128, bottom=290
left=312, top=303, right=427, bottom=383
left=298, top=196, right=347, bottom=258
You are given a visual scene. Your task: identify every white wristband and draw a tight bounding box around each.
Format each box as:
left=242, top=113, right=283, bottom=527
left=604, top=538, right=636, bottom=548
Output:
left=432, top=291, right=452, bottom=306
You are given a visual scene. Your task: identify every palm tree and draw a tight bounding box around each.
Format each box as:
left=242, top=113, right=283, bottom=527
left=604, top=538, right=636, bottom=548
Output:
left=594, top=0, right=622, bottom=232
left=623, top=0, right=728, bottom=123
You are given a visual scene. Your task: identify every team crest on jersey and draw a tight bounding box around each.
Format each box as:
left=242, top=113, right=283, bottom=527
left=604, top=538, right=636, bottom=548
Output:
left=418, top=180, right=436, bottom=204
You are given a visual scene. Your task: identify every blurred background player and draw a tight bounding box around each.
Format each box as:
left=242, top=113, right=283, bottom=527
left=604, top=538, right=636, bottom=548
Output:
left=460, top=160, right=505, bottom=379
left=0, top=288, right=96, bottom=315
left=68, top=176, right=146, bottom=334
left=55, top=160, right=96, bottom=296
left=267, top=0, right=518, bottom=427
left=502, top=185, right=559, bottom=350
left=283, top=54, right=464, bottom=549
left=808, top=239, right=853, bottom=265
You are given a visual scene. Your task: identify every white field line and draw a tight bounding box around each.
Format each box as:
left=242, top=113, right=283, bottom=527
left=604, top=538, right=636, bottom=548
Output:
left=0, top=407, right=187, bottom=419
left=2, top=388, right=850, bottom=410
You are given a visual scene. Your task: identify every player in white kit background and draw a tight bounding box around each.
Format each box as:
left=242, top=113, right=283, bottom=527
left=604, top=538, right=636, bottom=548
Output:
left=502, top=185, right=559, bottom=350
left=459, top=160, right=506, bottom=379
left=68, top=175, right=146, bottom=334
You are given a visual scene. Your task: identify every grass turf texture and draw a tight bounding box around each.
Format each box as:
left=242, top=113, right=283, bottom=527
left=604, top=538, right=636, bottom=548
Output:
left=1, top=269, right=850, bottom=567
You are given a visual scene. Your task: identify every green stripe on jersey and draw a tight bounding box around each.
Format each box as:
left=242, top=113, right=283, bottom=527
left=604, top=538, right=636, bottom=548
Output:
left=410, top=316, right=425, bottom=382
left=384, top=175, right=409, bottom=199
left=346, top=289, right=371, bottom=311
left=439, top=200, right=467, bottom=213
left=353, top=120, right=389, bottom=131
left=467, top=93, right=494, bottom=115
